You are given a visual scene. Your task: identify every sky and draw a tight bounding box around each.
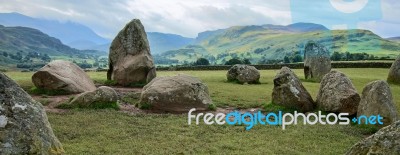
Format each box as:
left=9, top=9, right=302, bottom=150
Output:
left=0, top=0, right=399, bottom=39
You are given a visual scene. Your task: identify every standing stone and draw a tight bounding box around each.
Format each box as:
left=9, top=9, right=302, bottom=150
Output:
left=139, top=74, right=213, bottom=113
left=227, top=64, right=260, bottom=84
left=0, top=72, right=64, bottom=154
left=32, top=60, right=96, bottom=94
left=345, top=120, right=400, bottom=155
left=107, top=19, right=156, bottom=86
left=387, top=55, right=400, bottom=84
left=357, top=80, right=398, bottom=126
left=316, top=70, right=360, bottom=115
left=304, top=41, right=331, bottom=82
left=272, top=67, right=314, bottom=112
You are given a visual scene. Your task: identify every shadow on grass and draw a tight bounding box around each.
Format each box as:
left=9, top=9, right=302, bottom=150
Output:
left=29, top=87, right=70, bottom=96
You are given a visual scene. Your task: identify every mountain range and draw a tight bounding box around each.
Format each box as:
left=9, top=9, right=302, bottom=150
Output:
left=91, top=32, right=194, bottom=54
left=0, top=12, right=399, bottom=68
left=387, top=37, right=400, bottom=43
left=0, top=24, right=107, bottom=68
left=0, top=13, right=193, bottom=54
left=160, top=23, right=400, bottom=64
left=0, top=13, right=109, bottom=47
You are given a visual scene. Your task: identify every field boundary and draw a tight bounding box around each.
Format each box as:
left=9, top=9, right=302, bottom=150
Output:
left=153, top=62, right=393, bottom=71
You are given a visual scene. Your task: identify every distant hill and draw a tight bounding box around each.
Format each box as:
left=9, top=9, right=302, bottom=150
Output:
left=286, top=22, right=329, bottom=32
left=0, top=12, right=110, bottom=49
left=194, top=23, right=328, bottom=44
left=91, top=32, right=194, bottom=54
left=387, top=37, right=400, bottom=43
left=0, top=13, right=195, bottom=54
left=0, top=25, right=105, bottom=68
left=0, top=25, right=79, bottom=55
left=159, top=23, right=400, bottom=64
left=147, top=32, right=194, bottom=54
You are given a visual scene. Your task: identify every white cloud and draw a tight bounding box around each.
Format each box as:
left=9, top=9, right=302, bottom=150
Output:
left=357, top=0, right=400, bottom=38
left=0, top=0, right=398, bottom=38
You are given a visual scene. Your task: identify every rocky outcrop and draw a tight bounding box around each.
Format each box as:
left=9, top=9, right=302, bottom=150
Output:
left=272, top=67, right=314, bottom=112
left=227, top=64, right=260, bottom=84
left=107, top=19, right=156, bottom=86
left=316, top=70, right=360, bottom=115
left=32, top=60, right=96, bottom=94
left=387, top=55, right=400, bottom=84
left=345, top=120, right=400, bottom=155
left=70, top=86, right=119, bottom=109
left=0, top=72, right=64, bottom=154
left=357, top=80, right=398, bottom=126
left=304, top=41, right=331, bottom=82
left=139, top=74, right=213, bottom=113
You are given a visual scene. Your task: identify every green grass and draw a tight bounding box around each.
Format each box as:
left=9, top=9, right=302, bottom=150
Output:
left=47, top=110, right=371, bottom=155
left=37, top=98, right=50, bottom=106
left=57, top=101, right=119, bottom=110
left=4, top=68, right=400, bottom=154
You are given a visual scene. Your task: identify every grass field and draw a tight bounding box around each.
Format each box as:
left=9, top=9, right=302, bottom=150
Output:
left=4, top=68, right=400, bottom=154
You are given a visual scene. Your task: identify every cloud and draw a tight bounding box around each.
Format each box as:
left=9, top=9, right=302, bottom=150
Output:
left=121, top=0, right=291, bottom=37
left=0, top=0, right=398, bottom=38
left=358, top=0, right=400, bottom=38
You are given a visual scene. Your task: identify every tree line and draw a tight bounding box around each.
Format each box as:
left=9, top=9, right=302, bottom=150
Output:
left=188, top=51, right=389, bottom=66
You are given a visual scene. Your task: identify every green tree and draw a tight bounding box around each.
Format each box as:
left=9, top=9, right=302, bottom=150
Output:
left=194, top=58, right=210, bottom=66
left=2, top=52, right=8, bottom=57
left=41, top=54, right=51, bottom=62
left=243, top=59, right=251, bottom=64
left=283, top=56, right=290, bottom=63
left=292, top=55, right=303, bottom=63
left=225, top=58, right=243, bottom=65
left=330, top=52, right=342, bottom=61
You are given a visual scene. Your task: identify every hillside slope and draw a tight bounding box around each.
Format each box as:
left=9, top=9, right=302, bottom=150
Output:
left=0, top=12, right=109, bottom=48
left=0, top=25, right=105, bottom=68
left=160, top=23, right=400, bottom=64
left=0, top=25, right=80, bottom=56
left=93, top=32, right=194, bottom=54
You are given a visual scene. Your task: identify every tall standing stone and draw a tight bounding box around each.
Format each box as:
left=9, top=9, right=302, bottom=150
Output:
left=107, top=19, right=156, bottom=86
left=357, top=80, right=398, bottom=126
left=0, top=72, right=64, bottom=154
left=304, top=41, right=331, bottom=82
left=387, top=55, right=400, bottom=84
left=272, top=67, right=315, bottom=112
left=316, top=70, right=360, bottom=115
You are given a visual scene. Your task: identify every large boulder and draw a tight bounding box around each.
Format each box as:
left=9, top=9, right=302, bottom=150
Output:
left=387, top=55, right=400, bottom=84
left=345, top=120, right=400, bottom=155
left=139, top=74, right=213, bottom=112
left=70, top=86, right=119, bottom=109
left=357, top=80, right=398, bottom=126
left=272, top=67, right=315, bottom=112
left=32, top=60, right=96, bottom=94
left=304, top=41, right=331, bottom=82
left=0, top=72, right=64, bottom=154
left=316, top=70, right=360, bottom=115
left=107, top=19, right=156, bottom=86
left=227, top=64, right=260, bottom=84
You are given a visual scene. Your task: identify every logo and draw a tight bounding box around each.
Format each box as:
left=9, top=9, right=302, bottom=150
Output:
left=290, top=0, right=382, bottom=29
left=188, top=108, right=384, bottom=130
left=290, top=0, right=382, bottom=53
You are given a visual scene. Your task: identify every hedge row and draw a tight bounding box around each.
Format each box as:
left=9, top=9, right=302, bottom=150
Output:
left=156, top=62, right=393, bottom=71
left=85, top=62, right=393, bottom=72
